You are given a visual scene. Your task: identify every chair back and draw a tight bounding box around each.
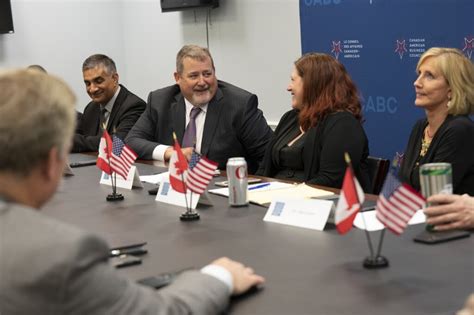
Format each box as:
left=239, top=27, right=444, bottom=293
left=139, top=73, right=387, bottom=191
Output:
left=367, top=156, right=390, bottom=195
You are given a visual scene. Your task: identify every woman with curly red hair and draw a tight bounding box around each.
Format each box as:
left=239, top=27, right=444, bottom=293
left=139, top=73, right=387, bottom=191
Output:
left=256, top=53, right=370, bottom=190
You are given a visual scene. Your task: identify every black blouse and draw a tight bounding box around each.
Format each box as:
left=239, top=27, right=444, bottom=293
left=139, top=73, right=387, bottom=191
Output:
left=271, top=124, right=308, bottom=181
left=399, top=115, right=474, bottom=195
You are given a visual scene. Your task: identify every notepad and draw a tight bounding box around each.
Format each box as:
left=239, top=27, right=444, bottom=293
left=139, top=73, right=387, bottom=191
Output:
left=208, top=182, right=334, bottom=206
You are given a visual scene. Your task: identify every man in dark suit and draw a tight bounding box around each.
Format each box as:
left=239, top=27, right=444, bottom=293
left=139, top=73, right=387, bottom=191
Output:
left=0, top=70, right=265, bottom=314
left=72, top=54, right=145, bottom=152
left=125, top=45, right=272, bottom=173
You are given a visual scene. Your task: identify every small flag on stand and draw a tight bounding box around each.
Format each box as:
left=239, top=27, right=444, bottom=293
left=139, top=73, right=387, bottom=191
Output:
left=335, top=159, right=365, bottom=235
left=375, top=172, right=425, bottom=235
left=185, top=151, right=218, bottom=194
left=110, top=135, right=137, bottom=179
left=97, top=130, right=113, bottom=174
left=169, top=134, right=188, bottom=193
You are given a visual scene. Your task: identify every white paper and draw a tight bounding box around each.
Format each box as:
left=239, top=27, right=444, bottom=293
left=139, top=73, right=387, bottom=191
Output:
left=209, top=181, right=293, bottom=197
left=63, top=164, right=74, bottom=176
left=354, top=209, right=426, bottom=231
left=249, top=183, right=334, bottom=205
left=408, top=209, right=426, bottom=225
left=140, top=172, right=169, bottom=184
left=263, top=197, right=333, bottom=231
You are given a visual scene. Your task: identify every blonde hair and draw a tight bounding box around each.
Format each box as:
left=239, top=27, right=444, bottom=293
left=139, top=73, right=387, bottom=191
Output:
left=417, top=47, right=474, bottom=115
left=0, top=70, right=76, bottom=175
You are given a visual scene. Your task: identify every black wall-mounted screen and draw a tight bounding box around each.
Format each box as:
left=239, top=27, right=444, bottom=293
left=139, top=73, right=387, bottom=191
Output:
left=161, top=0, right=219, bottom=12
left=0, top=0, right=14, bottom=34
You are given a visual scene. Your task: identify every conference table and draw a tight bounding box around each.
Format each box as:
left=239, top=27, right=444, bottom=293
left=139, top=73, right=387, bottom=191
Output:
left=42, top=153, right=474, bottom=315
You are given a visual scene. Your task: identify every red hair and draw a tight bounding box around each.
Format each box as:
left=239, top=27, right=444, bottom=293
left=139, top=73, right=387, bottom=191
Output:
left=295, top=53, right=362, bottom=131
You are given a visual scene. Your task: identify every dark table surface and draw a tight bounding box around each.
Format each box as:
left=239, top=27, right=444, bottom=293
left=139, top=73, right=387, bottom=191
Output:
left=43, top=154, right=474, bottom=315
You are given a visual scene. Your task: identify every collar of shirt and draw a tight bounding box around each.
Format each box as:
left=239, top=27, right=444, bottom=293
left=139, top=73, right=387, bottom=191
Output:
left=184, top=98, right=207, bottom=154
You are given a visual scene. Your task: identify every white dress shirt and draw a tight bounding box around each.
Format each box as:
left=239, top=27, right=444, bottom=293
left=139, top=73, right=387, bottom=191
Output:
left=152, top=98, right=208, bottom=161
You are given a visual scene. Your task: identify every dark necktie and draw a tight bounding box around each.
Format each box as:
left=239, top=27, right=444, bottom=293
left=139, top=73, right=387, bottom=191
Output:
left=99, top=107, right=108, bottom=131
left=182, top=107, right=201, bottom=148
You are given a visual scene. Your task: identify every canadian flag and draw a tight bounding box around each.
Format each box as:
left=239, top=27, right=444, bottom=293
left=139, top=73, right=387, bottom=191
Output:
left=335, top=166, right=365, bottom=234
left=168, top=135, right=188, bottom=193
left=96, top=130, right=113, bottom=175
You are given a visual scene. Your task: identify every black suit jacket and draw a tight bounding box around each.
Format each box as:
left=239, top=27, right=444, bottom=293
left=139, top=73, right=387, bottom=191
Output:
left=257, top=110, right=371, bottom=190
left=72, top=85, right=146, bottom=152
left=399, top=115, right=474, bottom=195
left=125, top=80, right=273, bottom=173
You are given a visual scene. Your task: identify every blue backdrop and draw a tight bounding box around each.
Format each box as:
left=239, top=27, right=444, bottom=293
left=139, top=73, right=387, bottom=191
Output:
left=300, top=0, right=473, bottom=160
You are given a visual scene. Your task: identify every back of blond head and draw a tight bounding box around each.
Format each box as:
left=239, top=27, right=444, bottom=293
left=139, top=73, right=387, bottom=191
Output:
left=417, top=47, right=474, bottom=115
left=0, top=70, right=76, bottom=176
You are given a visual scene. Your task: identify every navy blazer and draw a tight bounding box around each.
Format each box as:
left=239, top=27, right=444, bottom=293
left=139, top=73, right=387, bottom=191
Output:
left=126, top=80, right=273, bottom=173
left=72, top=85, right=146, bottom=152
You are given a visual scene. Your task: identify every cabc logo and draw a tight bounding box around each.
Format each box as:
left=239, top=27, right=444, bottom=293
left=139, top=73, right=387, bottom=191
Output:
left=362, top=96, right=398, bottom=114
left=303, top=0, right=342, bottom=6
left=395, top=40, right=407, bottom=60
left=331, top=41, right=342, bottom=59
left=462, top=36, right=473, bottom=59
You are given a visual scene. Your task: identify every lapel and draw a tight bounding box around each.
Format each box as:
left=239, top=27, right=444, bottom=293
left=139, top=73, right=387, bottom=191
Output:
left=411, top=119, right=428, bottom=169
left=302, top=114, right=331, bottom=180
left=421, top=115, right=455, bottom=163
left=107, top=85, right=127, bottom=133
left=92, top=104, right=101, bottom=135
left=303, top=125, right=319, bottom=180
left=172, top=94, right=186, bottom=144
left=264, top=111, right=298, bottom=175
left=201, top=88, right=224, bottom=156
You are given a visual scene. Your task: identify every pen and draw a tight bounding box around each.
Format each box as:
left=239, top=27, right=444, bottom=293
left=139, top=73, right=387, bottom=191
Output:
left=248, top=183, right=271, bottom=191
left=110, top=248, right=148, bottom=257
left=110, top=242, right=147, bottom=251
left=69, top=160, right=97, bottom=168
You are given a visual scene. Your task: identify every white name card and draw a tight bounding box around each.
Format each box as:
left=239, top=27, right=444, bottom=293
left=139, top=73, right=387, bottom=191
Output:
left=155, top=177, right=200, bottom=209
left=263, top=197, right=334, bottom=231
left=353, top=209, right=426, bottom=231
left=100, top=166, right=143, bottom=190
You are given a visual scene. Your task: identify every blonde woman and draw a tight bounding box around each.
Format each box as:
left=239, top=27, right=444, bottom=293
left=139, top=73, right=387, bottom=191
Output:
left=399, top=47, right=474, bottom=194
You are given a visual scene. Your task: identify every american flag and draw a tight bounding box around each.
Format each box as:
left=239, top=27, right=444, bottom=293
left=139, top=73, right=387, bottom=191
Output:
left=185, top=151, right=218, bottom=194
left=375, top=172, right=425, bottom=235
left=111, top=136, right=137, bottom=180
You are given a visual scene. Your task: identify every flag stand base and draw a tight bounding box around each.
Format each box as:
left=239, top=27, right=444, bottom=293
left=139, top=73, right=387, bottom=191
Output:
left=106, top=193, right=124, bottom=202
left=180, top=211, right=200, bottom=221
left=363, top=256, right=389, bottom=269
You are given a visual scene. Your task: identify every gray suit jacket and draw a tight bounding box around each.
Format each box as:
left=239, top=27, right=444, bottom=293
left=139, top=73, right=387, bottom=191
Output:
left=0, top=201, right=229, bottom=315
left=125, top=81, right=273, bottom=173
left=72, top=85, right=146, bottom=153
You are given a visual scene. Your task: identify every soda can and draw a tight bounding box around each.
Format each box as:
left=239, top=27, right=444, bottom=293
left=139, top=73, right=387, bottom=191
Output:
left=419, top=162, right=453, bottom=232
left=226, top=157, right=248, bottom=207
left=419, top=162, right=453, bottom=200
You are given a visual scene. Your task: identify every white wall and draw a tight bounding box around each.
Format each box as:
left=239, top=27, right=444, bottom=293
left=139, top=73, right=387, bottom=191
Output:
left=0, top=0, right=301, bottom=124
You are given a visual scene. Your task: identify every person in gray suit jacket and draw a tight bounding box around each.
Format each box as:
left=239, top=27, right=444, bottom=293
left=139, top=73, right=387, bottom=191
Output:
left=72, top=54, right=146, bottom=152
left=0, top=70, right=265, bottom=314
left=125, top=45, right=273, bottom=173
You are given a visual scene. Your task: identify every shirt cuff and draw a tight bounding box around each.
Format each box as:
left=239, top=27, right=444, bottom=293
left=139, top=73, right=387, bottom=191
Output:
left=152, top=145, right=171, bottom=161
left=201, top=264, right=233, bottom=295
